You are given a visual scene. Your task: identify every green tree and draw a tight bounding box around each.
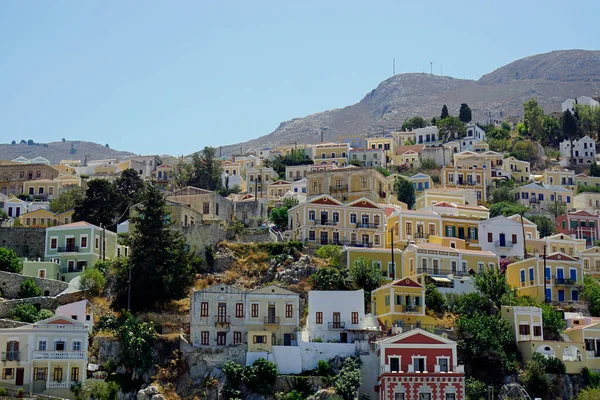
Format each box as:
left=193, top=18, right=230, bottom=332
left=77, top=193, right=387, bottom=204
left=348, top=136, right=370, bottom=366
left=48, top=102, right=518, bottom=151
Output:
left=540, top=303, right=566, bottom=340
left=527, top=215, right=556, bottom=238
left=459, top=103, right=472, bottom=123
left=349, top=257, right=382, bottom=304
left=465, top=377, right=487, bottom=400
left=473, top=267, right=515, bottom=310
left=523, top=98, right=545, bottom=141
left=190, top=147, right=223, bottom=191
left=521, top=359, right=550, bottom=399
left=578, top=388, right=600, bottom=400
left=10, top=304, right=53, bottom=323
left=542, top=115, right=562, bottom=146
left=489, top=201, right=527, bottom=218
left=574, top=104, right=600, bottom=138
left=394, top=176, right=415, bottom=209
left=425, top=283, right=446, bottom=314
left=490, top=185, right=514, bottom=203
left=436, top=116, right=467, bottom=143
left=10, top=140, right=15, bottom=145
left=309, top=267, right=348, bottom=291
left=171, top=161, right=194, bottom=189
left=440, top=104, right=449, bottom=120
left=315, top=245, right=343, bottom=268
left=0, top=248, right=22, bottom=273
left=431, top=117, right=437, bottom=126
left=563, top=109, right=580, bottom=168
left=270, top=198, right=298, bottom=230
left=79, top=267, right=107, bottom=295
left=18, top=278, right=41, bottom=298
left=115, top=168, right=146, bottom=220
left=582, top=275, right=600, bottom=317
left=334, top=357, right=362, bottom=400
left=101, top=313, right=157, bottom=372
left=591, top=163, right=600, bottom=178
left=73, top=179, right=120, bottom=228
left=456, top=312, right=518, bottom=384
left=401, top=116, right=427, bottom=131
left=510, top=141, right=538, bottom=162
left=49, top=186, right=86, bottom=213
left=265, top=149, right=314, bottom=176
left=115, top=184, right=195, bottom=310
left=77, top=380, right=119, bottom=400
left=242, top=358, right=278, bottom=395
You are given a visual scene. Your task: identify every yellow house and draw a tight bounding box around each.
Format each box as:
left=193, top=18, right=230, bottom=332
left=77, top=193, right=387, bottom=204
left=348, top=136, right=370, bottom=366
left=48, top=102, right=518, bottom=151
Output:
left=246, top=285, right=300, bottom=351
left=54, top=175, right=82, bottom=189
left=501, top=156, right=531, bottom=183
left=473, top=142, right=490, bottom=152
left=23, top=180, right=60, bottom=200
left=506, top=252, right=583, bottom=303
left=309, top=142, right=350, bottom=167
left=345, top=247, right=403, bottom=280
left=386, top=209, right=442, bottom=245
left=575, top=173, right=600, bottom=189
left=268, top=180, right=292, bottom=198
left=366, top=136, right=395, bottom=154
left=415, top=188, right=478, bottom=209
left=515, top=183, right=574, bottom=211
left=222, top=160, right=241, bottom=177
left=400, top=150, right=420, bottom=169
left=564, top=319, right=600, bottom=371
left=579, top=247, right=600, bottom=278
left=500, top=306, right=586, bottom=374
left=544, top=169, right=575, bottom=188
left=306, top=166, right=391, bottom=204
left=153, top=164, right=175, bottom=190
left=19, top=209, right=73, bottom=228
left=287, top=194, right=386, bottom=248
left=544, top=233, right=587, bottom=258
left=407, top=173, right=433, bottom=192
left=441, top=166, right=487, bottom=204
left=371, top=278, right=437, bottom=330
left=52, top=164, right=77, bottom=176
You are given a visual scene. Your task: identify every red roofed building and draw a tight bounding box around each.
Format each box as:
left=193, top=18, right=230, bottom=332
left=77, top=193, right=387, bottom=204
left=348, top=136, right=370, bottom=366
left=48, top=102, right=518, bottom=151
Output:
left=376, top=329, right=465, bottom=400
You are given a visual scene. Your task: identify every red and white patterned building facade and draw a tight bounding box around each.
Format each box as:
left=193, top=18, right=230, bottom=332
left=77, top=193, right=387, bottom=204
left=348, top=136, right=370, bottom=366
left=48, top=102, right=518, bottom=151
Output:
left=376, top=329, right=465, bottom=400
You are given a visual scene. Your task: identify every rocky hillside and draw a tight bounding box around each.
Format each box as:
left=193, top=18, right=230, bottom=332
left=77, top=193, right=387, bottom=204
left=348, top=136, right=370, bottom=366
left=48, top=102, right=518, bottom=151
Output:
left=219, top=49, right=600, bottom=156
left=0, top=140, right=136, bottom=164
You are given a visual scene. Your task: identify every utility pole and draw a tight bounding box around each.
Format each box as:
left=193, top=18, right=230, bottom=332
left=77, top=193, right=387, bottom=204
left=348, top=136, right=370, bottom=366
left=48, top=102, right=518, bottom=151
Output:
left=127, top=249, right=133, bottom=311
left=543, top=245, right=548, bottom=303
left=101, top=223, right=106, bottom=261
left=520, top=212, right=528, bottom=258
left=390, top=228, right=395, bottom=279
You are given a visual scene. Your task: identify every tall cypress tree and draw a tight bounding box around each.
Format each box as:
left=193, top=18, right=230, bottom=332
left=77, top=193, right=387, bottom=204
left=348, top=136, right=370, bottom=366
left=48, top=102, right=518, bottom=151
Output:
left=121, top=184, right=194, bottom=310
left=440, top=104, right=449, bottom=120
left=459, top=103, right=472, bottom=123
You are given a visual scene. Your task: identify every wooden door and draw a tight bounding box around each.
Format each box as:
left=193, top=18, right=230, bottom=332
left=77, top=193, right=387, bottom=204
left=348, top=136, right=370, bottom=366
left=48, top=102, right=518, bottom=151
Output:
left=16, top=368, right=24, bottom=386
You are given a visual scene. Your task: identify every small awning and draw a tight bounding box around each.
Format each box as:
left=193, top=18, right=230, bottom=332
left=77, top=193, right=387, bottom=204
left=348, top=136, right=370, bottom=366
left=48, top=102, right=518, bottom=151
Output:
left=431, top=276, right=452, bottom=284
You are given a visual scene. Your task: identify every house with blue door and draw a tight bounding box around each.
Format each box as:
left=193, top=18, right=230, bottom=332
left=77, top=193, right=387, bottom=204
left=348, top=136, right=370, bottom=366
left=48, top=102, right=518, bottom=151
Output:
left=407, top=173, right=433, bottom=193
left=506, top=252, right=583, bottom=304
left=514, top=183, right=574, bottom=213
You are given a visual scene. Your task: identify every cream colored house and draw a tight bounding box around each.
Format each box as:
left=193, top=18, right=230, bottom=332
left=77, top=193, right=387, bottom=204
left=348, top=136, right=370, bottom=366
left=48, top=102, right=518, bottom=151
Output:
left=307, top=142, right=350, bottom=167
left=306, top=166, right=391, bottom=204
left=415, top=188, right=478, bottom=209
left=441, top=166, right=488, bottom=204
left=245, top=167, right=279, bottom=198
left=287, top=194, right=386, bottom=248
left=400, top=150, right=420, bottom=168
left=544, top=169, right=575, bottom=188
left=574, top=192, right=600, bottom=214
left=0, top=314, right=89, bottom=397
left=268, top=180, right=293, bottom=198
left=502, top=157, right=531, bottom=183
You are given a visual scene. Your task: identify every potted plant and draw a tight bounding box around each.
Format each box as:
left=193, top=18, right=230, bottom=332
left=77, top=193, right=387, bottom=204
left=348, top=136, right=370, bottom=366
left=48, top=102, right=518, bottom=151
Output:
left=17, top=388, right=23, bottom=398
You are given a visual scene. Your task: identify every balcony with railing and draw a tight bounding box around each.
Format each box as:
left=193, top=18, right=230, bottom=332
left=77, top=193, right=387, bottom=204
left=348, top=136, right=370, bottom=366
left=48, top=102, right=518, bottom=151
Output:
left=264, top=316, right=280, bottom=325
left=57, top=246, right=79, bottom=253
left=314, top=219, right=338, bottom=226
left=1, top=351, right=20, bottom=361
left=494, top=240, right=515, bottom=248
left=416, top=267, right=468, bottom=277
left=529, top=198, right=538, bottom=204
left=356, top=222, right=379, bottom=229
left=33, top=351, right=85, bottom=360
left=328, top=322, right=346, bottom=330
left=396, top=305, right=422, bottom=313
left=555, top=278, right=577, bottom=286
left=60, top=267, right=84, bottom=274
left=213, top=315, right=231, bottom=325
left=47, top=382, right=71, bottom=389
left=329, top=185, right=348, bottom=192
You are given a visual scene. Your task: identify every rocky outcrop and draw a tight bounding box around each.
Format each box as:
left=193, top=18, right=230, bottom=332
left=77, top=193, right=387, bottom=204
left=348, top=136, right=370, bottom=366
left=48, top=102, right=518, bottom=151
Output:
left=136, top=386, right=165, bottom=400
left=268, top=254, right=317, bottom=285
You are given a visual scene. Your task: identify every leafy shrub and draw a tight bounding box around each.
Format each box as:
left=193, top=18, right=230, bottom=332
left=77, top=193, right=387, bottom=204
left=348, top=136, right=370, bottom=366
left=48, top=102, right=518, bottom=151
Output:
left=375, top=166, right=390, bottom=177
left=421, top=158, right=438, bottom=170
left=223, top=361, right=244, bottom=387
left=578, top=388, right=600, bottom=400
left=315, top=245, right=342, bottom=268
left=334, top=357, right=362, bottom=400
left=10, top=304, right=53, bottom=323
left=0, top=248, right=22, bottom=273
left=532, top=352, right=566, bottom=374
left=521, top=359, right=550, bottom=399
left=242, top=358, right=278, bottom=395
left=317, top=360, right=333, bottom=377
left=96, top=313, right=118, bottom=332
left=425, top=283, right=446, bottom=314
left=582, top=367, right=600, bottom=388
left=465, top=377, right=487, bottom=400
left=275, top=390, right=304, bottom=400
left=78, top=380, right=119, bottom=400
left=79, top=267, right=107, bottom=295
left=309, top=268, right=348, bottom=291
left=0, top=387, right=7, bottom=396
left=18, top=278, right=41, bottom=298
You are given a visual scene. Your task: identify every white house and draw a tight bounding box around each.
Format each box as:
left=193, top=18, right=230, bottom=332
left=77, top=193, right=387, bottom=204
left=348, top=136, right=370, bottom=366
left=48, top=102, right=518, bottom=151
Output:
left=6, top=197, right=26, bottom=218
left=562, top=96, right=599, bottom=113
left=459, top=124, right=486, bottom=151
left=559, top=136, right=596, bottom=166
left=55, top=300, right=95, bottom=333
left=478, top=215, right=535, bottom=258
left=414, top=126, right=439, bottom=145
left=349, top=148, right=385, bottom=167
left=304, top=290, right=379, bottom=343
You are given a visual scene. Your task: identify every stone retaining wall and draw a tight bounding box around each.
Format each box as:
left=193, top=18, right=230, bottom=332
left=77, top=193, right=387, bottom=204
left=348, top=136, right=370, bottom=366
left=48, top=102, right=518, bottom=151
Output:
left=0, top=270, right=69, bottom=299
left=0, top=227, right=46, bottom=259
left=0, top=291, right=85, bottom=318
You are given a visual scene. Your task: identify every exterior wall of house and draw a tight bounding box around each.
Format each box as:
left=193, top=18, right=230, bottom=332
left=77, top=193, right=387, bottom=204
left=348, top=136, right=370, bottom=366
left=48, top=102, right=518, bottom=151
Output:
left=580, top=247, right=600, bottom=278
left=371, top=281, right=431, bottom=329
left=285, top=165, right=310, bottom=181
left=305, top=290, right=375, bottom=343
left=345, top=247, right=403, bottom=280
left=515, top=184, right=573, bottom=211
left=560, top=136, right=596, bottom=165
left=556, top=211, right=600, bottom=245
left=506, top=255, right=583, bottom=303
left=0, top=164, right=59, bottom=196
left=19, top=210, right=74, bottom=228
left=306, top=167, right=390, bottom=204
left=349, top=149, right=385, bottom=167
left=441, top=167, right=487, bottom=204
left=479, top=216, right=528, bottom=258
left=166, top=187, right=234, bottom=223
left=308, top=143, right=350, bottom=167
left=22, top=261, right=62, bottom=281
left=415, top=192, right=468, bottom=209
left=574, top=192, right=600, bottom=214
left=544, top=170, right=576, bottom=187
left=287, top=195, right=386, bottom=248
left=408, top=174, right=433, bottom=192
left=23, top=181, right=60, bottom=201
left=387, top=210, right=442, bottom=244
left=44, top=223, right=118, bottom=282
left=502, top=157, right=530, bottom=183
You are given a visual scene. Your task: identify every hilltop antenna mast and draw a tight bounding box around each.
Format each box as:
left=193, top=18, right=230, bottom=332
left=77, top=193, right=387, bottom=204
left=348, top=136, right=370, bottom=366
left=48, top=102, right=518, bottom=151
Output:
left=441, top=64, right=443, bottom=77
left=430, top=62, right=432, bottom=75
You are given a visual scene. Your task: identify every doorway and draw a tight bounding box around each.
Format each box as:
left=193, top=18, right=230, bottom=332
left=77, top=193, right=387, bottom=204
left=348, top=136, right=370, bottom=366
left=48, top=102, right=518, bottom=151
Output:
left=16, top=368, right=24, bottom=386
left=340, top=332, right=348, bottom=343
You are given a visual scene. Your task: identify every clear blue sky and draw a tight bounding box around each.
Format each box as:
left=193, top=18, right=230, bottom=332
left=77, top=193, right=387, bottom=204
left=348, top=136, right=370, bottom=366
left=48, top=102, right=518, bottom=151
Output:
left=1, top=1, right=598, bottom=156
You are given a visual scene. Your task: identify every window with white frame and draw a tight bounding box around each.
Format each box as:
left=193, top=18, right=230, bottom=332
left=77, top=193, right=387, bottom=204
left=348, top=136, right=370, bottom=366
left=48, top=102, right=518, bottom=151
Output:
left=412, top=356, right=426, bottom=372
left=478, top=262, right=484, bottom=273
left=389, top=356, right=401, bottom=373
left=308, top=210, right=315, bottom=221
left=437, top=356, right=449, bottom=372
